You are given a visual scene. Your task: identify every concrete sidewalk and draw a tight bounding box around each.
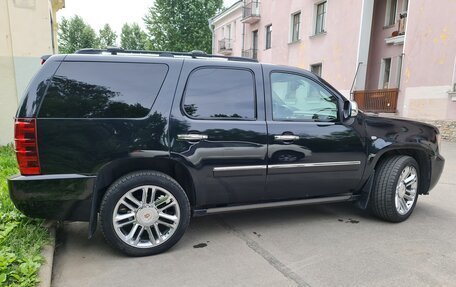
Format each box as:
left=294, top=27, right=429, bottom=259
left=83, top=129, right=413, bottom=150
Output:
left=52, top=142, right=456, bottom=287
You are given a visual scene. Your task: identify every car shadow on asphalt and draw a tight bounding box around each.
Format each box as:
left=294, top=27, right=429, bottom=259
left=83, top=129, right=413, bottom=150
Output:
left=54, top=202, right=369, bottom=256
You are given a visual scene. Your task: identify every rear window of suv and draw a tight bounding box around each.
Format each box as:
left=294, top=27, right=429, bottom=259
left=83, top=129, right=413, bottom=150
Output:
left=182, top=67, right=256, bottom=120
left=38, top=62, right=168, bottom=118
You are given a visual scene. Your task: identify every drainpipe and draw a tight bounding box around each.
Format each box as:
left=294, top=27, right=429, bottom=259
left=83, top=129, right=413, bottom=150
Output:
left=350, top=62, right=363, bottom=100
left=241, top=22, right=245, bottom=55
left=208, top=19, right=215, bottom=54
left=5, top=0, right=19, bottom=104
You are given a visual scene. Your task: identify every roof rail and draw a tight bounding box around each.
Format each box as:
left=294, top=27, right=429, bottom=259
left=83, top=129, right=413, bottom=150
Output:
left=74, top=47, right=258, bottom=63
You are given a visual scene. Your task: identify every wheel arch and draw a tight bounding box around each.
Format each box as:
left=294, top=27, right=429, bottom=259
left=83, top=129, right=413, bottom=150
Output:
left=372, top=147, right=431, bottom=195
left=88, top=157, right=196, bottom=238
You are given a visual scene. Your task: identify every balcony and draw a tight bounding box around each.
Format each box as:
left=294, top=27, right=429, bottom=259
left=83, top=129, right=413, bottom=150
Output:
left=242, top=1, right=260, bottom=24
left=353, top=88, right=399, bottom=113
left=242, top=48, right=258, bottom=60
left=385, top=12, right=407, bottom=45
left=218, top=38, right=233, bottom=55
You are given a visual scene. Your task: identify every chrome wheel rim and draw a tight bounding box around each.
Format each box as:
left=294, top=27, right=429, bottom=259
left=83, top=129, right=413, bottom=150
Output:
left=395, top=166, right=418, bottom=215
left=113, top=185, right=180, bottom=248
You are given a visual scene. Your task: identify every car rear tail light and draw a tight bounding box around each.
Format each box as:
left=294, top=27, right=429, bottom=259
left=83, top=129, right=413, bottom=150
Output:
left=14, top=118, right=41, bottom=175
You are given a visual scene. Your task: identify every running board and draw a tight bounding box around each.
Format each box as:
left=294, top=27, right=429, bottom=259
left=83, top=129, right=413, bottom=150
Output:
left=193, top=194, right=354, bottom=216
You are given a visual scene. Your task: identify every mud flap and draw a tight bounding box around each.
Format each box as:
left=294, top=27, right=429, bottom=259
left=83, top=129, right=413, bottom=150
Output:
left=356, top=170, right=375, bottom=210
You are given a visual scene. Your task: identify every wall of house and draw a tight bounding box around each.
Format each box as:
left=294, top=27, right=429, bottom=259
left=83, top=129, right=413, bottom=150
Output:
left=241, top=0, right=364, bottom=97
left=0, top=0, right=62, bottom=145
left=365, top=0, right=405, bottom=90
left=211, top=3, right=243, bottom=57
left=212, top=0, right=456, bottom=120
left=399, top=0, right=456, bottom=120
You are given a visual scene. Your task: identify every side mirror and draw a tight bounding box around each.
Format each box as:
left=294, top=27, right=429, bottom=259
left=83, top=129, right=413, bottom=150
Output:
left=343, top=100, right=359, bottom=119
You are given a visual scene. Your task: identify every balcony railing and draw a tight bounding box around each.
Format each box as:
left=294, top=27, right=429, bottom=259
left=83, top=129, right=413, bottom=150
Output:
left=218, top=38, right=232, bottom=55
left=386, top=12, right=407, bottom=45
left=242, top=1, right=260, bottom=24
left=242, top=48, right=258, bottom=60
left=353, top=88, right=399, bottom=113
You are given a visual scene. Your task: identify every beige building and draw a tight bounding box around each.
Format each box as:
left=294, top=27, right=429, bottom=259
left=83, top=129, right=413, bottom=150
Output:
left=0, top=0, right=64, bottom=145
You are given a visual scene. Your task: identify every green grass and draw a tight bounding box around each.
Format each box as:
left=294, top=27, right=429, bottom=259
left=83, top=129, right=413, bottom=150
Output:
left=0, top=145, right=50, bottom=287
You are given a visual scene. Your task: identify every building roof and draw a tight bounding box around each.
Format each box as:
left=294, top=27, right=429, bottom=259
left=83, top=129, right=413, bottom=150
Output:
left=209, top=0, right=243, bottom=25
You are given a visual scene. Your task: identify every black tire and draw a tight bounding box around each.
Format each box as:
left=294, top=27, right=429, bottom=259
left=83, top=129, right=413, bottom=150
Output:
left=100, top=170, right=191, bottom=256
left=369, top=155, right=419, bottom=222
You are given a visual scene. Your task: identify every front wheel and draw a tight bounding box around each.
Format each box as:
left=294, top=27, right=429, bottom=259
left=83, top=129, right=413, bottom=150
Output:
left=369, top=155, right=419, bottom=222
left=100, top=170, right=191, bottom=256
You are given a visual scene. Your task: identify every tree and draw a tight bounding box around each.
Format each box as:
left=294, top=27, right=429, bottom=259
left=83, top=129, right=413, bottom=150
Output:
left=58, top=15, right=99, bottom=53
left=99, top=24, right=117, bottom=48
left=144, top=0, right=223, bottom=53
left=120, top=23, right=149, bottom=50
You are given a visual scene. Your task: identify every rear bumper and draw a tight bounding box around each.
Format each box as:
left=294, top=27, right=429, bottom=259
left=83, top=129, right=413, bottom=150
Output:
left=429, top=154, right=445, bottom=192
left=8, top=174, right=95, bottom=221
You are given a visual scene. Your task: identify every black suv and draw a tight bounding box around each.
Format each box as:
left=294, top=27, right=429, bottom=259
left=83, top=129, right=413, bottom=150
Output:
left=8, top=48, right=445, bottom=256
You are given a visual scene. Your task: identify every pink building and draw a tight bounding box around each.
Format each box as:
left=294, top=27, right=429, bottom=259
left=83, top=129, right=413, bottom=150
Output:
left=210, top=0, right=456, bottom=120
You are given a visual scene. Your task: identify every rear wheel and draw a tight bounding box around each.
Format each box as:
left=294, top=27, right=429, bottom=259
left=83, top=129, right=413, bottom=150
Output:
left=369, top=155, right=419, bottom=222
left=100, top=170, right=190, bottom=256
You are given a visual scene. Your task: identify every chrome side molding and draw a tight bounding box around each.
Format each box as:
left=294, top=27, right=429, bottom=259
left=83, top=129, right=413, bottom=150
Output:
left=213, top=165, right=267, bottom=177
left=268, top=161, right=361, bottom=169
left=212, top=161, right=361, bottom=177
left=213, top=165, right=267, bottom=172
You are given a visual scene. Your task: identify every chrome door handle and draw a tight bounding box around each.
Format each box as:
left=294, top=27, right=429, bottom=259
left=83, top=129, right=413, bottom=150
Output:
left=274, top=135, right=299, bottom=141
left=177, top=134, right=208, bottom=141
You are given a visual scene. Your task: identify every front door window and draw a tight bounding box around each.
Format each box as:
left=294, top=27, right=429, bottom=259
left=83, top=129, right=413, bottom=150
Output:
left=270, top=72, right=338, bottom=122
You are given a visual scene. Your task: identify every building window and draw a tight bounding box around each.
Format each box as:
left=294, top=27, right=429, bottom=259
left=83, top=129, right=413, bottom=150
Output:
left=291, top=12, right=301, bottom=42
left=265, top=24, right=272, bottom=49
left=385, top=0, right=397, bottom=26
left=402, top=0, right=409, bottom=12
left=380, top=58, right=392, bottom=89
left=310, top=63, right=322, bottom=77
left=315, top=2, right=327, bottom=35
left=252, top=30, right=258, bottom=59
left=225, top=24, right=231, bottom=40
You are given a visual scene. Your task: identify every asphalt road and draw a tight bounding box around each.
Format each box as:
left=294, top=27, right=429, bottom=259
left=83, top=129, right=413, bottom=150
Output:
left=52, top=142, right=456, bottom=287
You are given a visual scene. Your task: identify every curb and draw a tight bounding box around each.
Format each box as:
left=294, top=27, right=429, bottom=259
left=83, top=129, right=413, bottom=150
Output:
left=38, top=221, right=57, bottom=287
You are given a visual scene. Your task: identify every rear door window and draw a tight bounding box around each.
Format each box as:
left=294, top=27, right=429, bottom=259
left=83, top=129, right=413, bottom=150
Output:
left=39, top=62, right=168, bottom=118
left=182, top=68, right=256, bottom=120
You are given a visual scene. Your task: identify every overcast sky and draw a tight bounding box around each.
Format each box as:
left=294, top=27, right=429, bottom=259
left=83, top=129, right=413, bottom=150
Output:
left=58, top=0, right=239, bottom=35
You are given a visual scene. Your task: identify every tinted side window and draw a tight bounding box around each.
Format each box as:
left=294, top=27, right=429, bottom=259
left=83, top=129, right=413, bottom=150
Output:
left=183, top=68, right=256, bottom=120
left=39, top=62, right=168, bottom=118
left=271, top=72, right=338, bottom=122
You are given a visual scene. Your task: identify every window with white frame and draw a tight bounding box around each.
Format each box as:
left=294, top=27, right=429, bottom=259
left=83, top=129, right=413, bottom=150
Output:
left=402, top=0, right=409, bottom=12
left=291, top=12, right=301, bottom=42
left=265, top=24, right=272, bottom=49
left=225, top=24, right=231, bottom=40
left=310, top=63, right=322, bottom=77
left=380, top=58, right=392, bottom=89
left=315, top=1, right=327, bottom=35
left=385, top=0, right=397, bottom=26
